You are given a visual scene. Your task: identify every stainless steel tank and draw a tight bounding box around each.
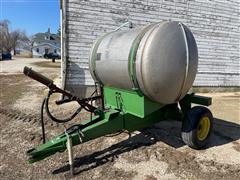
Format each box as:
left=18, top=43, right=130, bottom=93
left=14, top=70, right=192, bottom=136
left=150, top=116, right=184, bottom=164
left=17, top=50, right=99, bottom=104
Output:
left=89, top=21, right=198, bottom=104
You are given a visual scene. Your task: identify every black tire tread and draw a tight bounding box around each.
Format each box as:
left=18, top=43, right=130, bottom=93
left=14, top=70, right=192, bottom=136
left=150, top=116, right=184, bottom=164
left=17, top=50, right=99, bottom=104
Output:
left=181, top=106, right=213, bottom=149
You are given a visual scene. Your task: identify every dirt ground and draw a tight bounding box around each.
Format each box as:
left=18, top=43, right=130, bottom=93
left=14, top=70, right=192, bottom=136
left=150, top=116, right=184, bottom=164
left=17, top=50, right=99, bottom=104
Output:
left=0, top=57, right=239, bottom=180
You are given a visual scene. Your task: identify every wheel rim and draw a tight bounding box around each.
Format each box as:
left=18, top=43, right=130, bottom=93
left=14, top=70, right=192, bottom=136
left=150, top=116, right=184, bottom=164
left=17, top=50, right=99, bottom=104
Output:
left=197, top=116, right=210, bottom=141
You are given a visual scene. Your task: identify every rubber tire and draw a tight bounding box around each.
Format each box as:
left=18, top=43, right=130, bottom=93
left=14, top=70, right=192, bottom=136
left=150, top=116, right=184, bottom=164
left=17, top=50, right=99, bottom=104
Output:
left=181, top=106, right=213, bottom=149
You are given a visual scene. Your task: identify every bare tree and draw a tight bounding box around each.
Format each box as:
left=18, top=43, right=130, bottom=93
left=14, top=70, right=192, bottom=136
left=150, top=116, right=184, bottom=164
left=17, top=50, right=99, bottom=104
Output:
left=11, top=30, right=28, bottom=55
left=0, top=20, right=12, bottom=53
left=0, top=19, right=29, bottom=55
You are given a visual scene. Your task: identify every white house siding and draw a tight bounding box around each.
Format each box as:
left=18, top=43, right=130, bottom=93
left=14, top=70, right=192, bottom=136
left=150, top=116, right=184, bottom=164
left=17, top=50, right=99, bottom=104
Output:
left=32, top=42, right=61, bottom=57
left=62, top=0, right=240, bottom=95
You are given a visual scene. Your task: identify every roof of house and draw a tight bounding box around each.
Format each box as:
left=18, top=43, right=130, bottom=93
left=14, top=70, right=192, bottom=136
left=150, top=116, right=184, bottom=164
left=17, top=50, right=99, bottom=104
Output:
left=32, top=29, right=60, bottom=43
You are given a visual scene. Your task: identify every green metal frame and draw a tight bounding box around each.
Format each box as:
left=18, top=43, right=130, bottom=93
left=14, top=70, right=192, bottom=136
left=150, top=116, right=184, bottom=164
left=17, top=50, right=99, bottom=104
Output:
left=26, top=87, right=211, bottom=163
left=104, top=86, right=164, bottom=118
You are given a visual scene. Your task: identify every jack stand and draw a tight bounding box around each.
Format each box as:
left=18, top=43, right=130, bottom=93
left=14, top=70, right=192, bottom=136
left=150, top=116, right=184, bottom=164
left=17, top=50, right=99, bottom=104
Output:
left=66, top=132, right=74, bottom=176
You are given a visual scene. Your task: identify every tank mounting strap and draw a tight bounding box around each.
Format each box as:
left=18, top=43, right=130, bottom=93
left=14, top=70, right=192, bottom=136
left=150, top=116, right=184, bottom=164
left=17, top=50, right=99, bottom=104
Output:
left=175, top=23, right=190, bottom=101
left=128, top=24, right=155, bottom=92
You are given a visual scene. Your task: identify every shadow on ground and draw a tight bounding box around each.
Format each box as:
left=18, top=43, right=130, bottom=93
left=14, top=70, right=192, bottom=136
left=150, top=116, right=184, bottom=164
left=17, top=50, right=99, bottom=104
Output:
left=52, top=118, right=240, bottom=175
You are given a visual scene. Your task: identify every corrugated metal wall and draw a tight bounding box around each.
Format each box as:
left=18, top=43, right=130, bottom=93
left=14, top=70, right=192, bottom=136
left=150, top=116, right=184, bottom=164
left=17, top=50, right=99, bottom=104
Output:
left=63, top=0, right=240, bottom=94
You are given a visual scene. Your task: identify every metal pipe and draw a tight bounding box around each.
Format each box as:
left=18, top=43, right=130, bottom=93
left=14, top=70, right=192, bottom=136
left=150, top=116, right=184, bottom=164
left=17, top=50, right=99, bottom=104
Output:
left=114, top=21, right=132, bottom=31
left=66, top=134, right=74, bottom=176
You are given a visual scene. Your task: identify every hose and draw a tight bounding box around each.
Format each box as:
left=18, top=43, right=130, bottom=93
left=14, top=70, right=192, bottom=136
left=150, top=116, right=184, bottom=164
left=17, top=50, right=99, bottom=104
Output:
left=40, top=98, right=46, bottom=144
left=45, top=91, right=82, bottom=123
left=39, top=92, right=82, bottom=144
left=39, top=88, right=99, bottom=143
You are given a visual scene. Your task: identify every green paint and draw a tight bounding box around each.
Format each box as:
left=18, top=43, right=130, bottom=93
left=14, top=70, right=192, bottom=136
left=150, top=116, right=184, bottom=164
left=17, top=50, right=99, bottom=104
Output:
left=27, top=110, right=123, bottom=163
left=128, top=24, right=154, bottom=91
left=104, top=86, right=163, bottom=118
left=26, top=87, right=212, bottom=164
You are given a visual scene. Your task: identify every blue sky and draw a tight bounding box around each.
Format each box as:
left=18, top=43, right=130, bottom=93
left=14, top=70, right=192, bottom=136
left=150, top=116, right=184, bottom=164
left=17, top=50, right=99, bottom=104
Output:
left=0, top=0, right=60, bottom=36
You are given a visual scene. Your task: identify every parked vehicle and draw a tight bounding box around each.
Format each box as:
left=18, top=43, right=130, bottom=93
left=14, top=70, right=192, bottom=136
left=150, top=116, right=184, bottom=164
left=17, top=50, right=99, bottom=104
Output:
left=43, top=53, right=61, bottom=59
left=1, top=52, right=12, bottom=60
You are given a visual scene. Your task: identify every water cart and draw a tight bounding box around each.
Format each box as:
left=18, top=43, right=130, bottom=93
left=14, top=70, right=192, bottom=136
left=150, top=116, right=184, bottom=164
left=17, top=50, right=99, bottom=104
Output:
left=24, top=21, right=213, bottom=174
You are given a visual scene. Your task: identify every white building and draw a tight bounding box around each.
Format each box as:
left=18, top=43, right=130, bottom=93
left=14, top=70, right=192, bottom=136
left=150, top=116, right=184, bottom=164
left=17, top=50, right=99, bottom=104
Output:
left=61, top=0, right=240, bottom=96
left=32, top=28, right=60, bottom=57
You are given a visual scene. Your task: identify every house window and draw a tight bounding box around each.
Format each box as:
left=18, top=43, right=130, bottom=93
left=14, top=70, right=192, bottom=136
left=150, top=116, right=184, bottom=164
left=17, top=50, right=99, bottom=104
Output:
left=54, top=49, right=57, bottom=53
left=36, top=48, right=39, bottom=53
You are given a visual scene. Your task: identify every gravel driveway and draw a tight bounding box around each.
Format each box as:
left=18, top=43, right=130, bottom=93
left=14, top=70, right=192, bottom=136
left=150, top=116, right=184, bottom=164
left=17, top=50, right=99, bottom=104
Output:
left=0, top=56, right=61, bottom=74
left=0, top=57, right=239, bottom=180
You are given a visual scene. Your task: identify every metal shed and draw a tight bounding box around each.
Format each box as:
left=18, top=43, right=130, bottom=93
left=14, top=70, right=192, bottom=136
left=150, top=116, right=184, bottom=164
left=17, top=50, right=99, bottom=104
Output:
left=61, top=0, right=240, bottom=96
